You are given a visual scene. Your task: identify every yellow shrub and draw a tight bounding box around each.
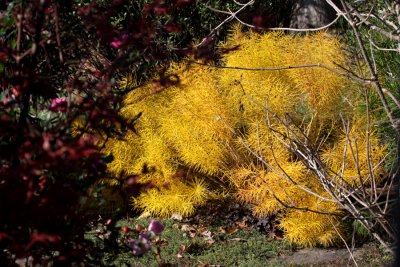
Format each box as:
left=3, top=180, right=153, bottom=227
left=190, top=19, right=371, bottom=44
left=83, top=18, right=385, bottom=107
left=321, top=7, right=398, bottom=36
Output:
left=160, top=64, right=235, bottom=175
left=133, top=178, right=208, bottom=217
left=283, top=33, right=348, bottom=115
left=281, top=199, right=341, bottom=247
left=237, top=161, right=309, bottom=215
left=322, top=115, right=387, bottom=187
left=220, top=31, right=300, bottom=120
left=103, top=28, right=387, bottom=247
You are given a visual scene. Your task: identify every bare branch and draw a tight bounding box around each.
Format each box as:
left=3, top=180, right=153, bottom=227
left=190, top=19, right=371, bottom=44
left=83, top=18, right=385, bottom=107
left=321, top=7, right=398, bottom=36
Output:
left=266, top=14, right=341, bottom=32
left=328, top=216, right=359, bottom=267
left=185, top=59, right=373, bottom=84
left=370, top=39, right=400, bottom=52
left=197, top=0, right=254, bottom=48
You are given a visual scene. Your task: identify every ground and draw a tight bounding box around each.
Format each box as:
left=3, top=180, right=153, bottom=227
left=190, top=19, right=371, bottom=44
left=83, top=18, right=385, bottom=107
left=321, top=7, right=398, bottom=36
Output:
left=272, top=243, right=392, bottom=266
left=85, top=196, right=393, bottom=266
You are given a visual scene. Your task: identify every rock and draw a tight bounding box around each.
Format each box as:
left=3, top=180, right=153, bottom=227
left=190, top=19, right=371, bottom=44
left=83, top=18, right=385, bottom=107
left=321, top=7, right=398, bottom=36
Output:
left=290, top=0, right=337, bottom=29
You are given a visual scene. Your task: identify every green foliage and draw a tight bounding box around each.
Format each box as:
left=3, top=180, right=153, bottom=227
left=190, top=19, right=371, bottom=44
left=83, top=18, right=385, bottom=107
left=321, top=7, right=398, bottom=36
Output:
left=352, top=219, right=370, bottom=240
left=338, top=4, right=400, bottom=169
left=104, top=29, right=388, bottom=247
left=86, top=218, right=292, bottom=267
left=85, top=217, right=392, bottom=266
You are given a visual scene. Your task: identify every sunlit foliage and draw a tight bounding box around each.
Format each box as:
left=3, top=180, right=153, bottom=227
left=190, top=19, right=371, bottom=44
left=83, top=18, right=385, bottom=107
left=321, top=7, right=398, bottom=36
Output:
left=104, top=29, right=387, bottom=247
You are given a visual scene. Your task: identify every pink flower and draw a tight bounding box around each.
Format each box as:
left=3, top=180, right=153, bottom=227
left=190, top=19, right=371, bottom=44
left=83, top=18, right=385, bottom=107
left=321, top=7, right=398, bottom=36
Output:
left=148, top=220, right=164, bottom=235
left=111, top=34, right=129, bottom=49
left=128, top=232, right=152, bottom=256
left=50, top=97, right=67, bottom=112
left=111, top=40, right=123, bottom=49
left=127, top=221, right=164, bottom=257
left=3, top=96, right=11, bottom=105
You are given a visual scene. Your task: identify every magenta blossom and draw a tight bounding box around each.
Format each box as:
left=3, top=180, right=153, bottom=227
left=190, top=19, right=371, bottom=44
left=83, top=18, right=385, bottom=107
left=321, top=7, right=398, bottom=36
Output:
left=110, top=34, right=129, bottom=49
left=148, top=220, right=164, bottom=236
left=128, top=240, right=150, bottom=256
left=139, top=231, right=152, bottom=242
left=50, top=97, right=68, bottom=112
left=128, top=232, right=152, bottom=256
left=128, top=221, right=164, bottom=257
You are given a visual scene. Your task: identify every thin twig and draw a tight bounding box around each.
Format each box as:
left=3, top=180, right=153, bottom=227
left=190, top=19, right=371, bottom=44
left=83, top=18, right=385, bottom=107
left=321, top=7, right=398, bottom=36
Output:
left=339, top=0, right=399, bottom=136
left=54, top=4, right=64, bottom=63
left=196, top=0, right=254, bottom=48
left=185, top=59, right=373, bottom=84
left=382, top=88, right=400, bottom=110
left=266, top=14, right=341, bottom=32
left=328, top=216, right=359, bottom=267
left=370, top=39, right=400, bottom=53
left=216, top=114, right=338, bottom=204
left=346, top=2, right=400, bottom=41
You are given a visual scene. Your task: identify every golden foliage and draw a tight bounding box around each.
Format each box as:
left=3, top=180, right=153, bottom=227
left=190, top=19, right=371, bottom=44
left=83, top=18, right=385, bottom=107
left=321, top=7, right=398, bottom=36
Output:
left=283, top=33, right=348, bottom=115
left=281, top=199, right=341, bottom=247
left=237, top=161, right=309, bottom=215
left=132, top=178, right=208, bottom=217
left=119, top=72, right=139, bottom=90
left=159, top=64, right=235, bottom=175
left=322, top=115, right=387, bottom=187
left=220, top=32, right=299, bottom=120
left=103, top=28, right=387, bottom=247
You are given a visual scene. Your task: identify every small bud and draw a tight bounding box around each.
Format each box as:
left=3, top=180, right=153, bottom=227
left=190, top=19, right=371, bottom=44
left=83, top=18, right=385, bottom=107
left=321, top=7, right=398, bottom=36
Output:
left=50, top=97, right=67, bottom=112
left=122, top=226, right=130, bottom=234
left=148, top=220, right=164, bottom=236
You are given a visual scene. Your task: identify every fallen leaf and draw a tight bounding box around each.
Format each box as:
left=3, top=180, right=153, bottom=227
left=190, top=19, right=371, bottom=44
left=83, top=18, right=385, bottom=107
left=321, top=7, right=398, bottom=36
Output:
left=197, top=226, right=207, bottom=232
left=235, top=220, right=249, bottom=230
left=225, top=227, right=238, bottom=235
left=138, top=211, right=151, bottom=219
left=189, top=232, right=196, bottom=238
left=201, top=230, right=214, bottom=243
left=171, top=213, right=183, bottom=221
left=158, top=238, right=169, bottom=248
left=181, top=224, right=196, bottom=232
left=269, top=231, right=284, bottom=239
left=201, top=230, right=212, bottom=238
left=134, top=224, right=145, bottom=233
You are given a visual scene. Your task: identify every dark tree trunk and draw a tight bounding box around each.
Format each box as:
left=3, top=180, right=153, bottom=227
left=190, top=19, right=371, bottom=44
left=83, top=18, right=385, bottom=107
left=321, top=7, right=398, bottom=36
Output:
left=290, top=0, right=337, bottom=29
